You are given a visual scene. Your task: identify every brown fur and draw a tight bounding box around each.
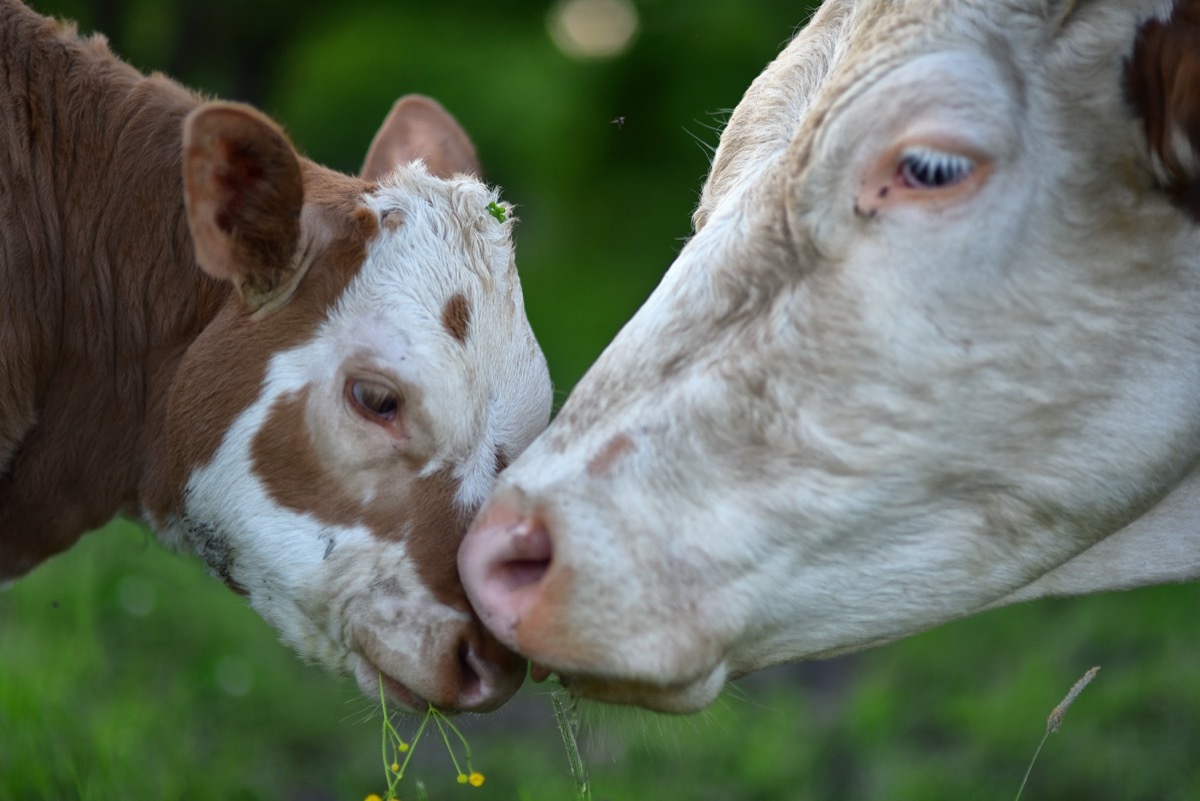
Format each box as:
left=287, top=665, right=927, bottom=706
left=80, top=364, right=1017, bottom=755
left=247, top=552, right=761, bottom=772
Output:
left=1126, top=0, right=1200, bottom=220
left=0, top=0, right=223, bottom=575
left=396, top=468, right=476, bottom=609
left=138, top=165, right=377, bottom=522
left=441, top=292, right=471, bottom=344
left=251, top=387, right=471, bottom=608
left=0, top=0, right=375, bottom=578
left=183, top=104, right=306, bottom=308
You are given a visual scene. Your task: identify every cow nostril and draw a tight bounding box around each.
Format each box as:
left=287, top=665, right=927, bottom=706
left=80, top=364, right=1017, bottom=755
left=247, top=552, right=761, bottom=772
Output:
left=496, top=556, right=550, bottom=592
left=460, top=505, right=557, bottom=647
left=457, top=639, right=484, bottom=702
left=489, top=517, right=552, bottom=593
left=451, top=633, right=524, bottom=711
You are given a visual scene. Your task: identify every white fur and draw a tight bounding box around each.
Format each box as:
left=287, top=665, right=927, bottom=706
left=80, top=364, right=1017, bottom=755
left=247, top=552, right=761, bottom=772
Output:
left=460, top=0, right=1200, bottom=712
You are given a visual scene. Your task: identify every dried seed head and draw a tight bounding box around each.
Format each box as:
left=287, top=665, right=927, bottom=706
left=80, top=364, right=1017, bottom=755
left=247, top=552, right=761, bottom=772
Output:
left=1046, top=666, right=1100, bottom=734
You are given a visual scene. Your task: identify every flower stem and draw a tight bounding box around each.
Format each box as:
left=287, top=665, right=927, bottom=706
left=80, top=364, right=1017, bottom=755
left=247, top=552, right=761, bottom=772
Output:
left=552, top=689, right=591, bottom=801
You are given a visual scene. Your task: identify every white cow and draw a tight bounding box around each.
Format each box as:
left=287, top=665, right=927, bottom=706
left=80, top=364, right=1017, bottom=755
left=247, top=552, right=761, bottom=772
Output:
left=460, top=0, right=1200, bottom=712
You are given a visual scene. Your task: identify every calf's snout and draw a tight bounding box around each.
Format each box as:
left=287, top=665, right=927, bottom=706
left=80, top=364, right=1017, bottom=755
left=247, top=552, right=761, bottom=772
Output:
left=458, top=497, right=555, bottom=653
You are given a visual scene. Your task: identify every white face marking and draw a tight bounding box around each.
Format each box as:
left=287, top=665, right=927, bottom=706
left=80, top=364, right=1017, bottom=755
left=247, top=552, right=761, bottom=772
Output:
left=460, top=0, right=1200, bottom=711
left=346, top=169, right=551, bottom=504
left=166, top=163, right=551, bottom=710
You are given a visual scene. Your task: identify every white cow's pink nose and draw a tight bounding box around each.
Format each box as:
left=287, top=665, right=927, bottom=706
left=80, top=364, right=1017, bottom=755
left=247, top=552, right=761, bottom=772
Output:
left=458, top=498, right=554, bottom=652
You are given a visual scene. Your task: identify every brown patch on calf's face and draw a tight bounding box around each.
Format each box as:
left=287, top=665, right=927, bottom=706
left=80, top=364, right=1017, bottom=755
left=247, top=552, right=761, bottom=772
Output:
left=386, top=469, right=476, bottom=610
left=1125, top=0, right=1200, bottom=220
left=441, top=293, right=471, bottom=344
left=251, top=388, right=364, bottom=523
left=140, top=165, right=379, bottom=521
left=250, top=387, right=472, bottom=609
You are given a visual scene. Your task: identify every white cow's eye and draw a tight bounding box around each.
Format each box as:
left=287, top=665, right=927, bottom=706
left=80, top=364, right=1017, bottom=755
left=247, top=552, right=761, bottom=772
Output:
left=349, top=379, right=400, bottom=422
left=898, top=147, right=974, bottom=189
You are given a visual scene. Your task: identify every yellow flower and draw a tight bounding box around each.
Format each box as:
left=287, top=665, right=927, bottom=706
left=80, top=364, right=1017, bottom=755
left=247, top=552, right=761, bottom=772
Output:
left=365, top=795, right=383, bottom=801
left=469, top=772, right=485, bottom=787
left=398, top=742, right=409, bottom=753
left=390, top=761, right=400, bottom=772
left=457, top=773, right=468, bottom=784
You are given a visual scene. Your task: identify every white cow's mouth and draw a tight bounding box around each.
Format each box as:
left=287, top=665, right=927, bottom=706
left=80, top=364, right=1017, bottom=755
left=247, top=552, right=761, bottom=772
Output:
left=537, top=660, right=729, bottom=714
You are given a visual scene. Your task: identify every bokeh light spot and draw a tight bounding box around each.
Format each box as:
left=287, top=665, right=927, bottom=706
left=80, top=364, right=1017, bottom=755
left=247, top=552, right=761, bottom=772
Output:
left=548, top=0, right=639, bottom=60
left=117, top=575, right=157, bottom=618
left=214, top=655, right=254, bottom=697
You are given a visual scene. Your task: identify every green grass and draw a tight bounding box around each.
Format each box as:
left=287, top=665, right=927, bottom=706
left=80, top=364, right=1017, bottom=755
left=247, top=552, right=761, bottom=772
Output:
left=2, top=520, right=1198, bottom=800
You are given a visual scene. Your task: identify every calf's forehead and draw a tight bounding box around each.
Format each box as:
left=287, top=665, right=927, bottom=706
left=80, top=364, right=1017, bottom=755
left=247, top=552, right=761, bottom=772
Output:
left=352, top=168, right=549, bottom=449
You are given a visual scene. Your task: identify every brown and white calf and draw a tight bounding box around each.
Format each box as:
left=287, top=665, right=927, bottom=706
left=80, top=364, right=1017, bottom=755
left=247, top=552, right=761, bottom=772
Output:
left=460, top=0, right=1200, bottom=712
left=0, top=0, right=551, bottom=712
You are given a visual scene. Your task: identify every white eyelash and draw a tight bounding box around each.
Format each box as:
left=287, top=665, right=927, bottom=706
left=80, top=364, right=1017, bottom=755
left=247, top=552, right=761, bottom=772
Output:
left=899, top=147, right=974, bottom=188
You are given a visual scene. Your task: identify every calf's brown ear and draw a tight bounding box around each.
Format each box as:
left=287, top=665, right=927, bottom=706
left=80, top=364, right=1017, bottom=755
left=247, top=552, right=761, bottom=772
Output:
left=183, top=102, right=305, bottom=310
left=361, top=94, right=481, bottom=181
left=1125, top=1, right=1200, bottom=221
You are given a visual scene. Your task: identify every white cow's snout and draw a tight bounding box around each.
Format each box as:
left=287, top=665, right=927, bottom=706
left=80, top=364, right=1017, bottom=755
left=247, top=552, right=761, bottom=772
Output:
left=459, top=492, right=556, bottom=655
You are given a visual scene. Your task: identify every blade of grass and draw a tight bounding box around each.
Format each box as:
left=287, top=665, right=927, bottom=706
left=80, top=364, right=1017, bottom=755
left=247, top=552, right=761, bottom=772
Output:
left=552, top=688, right=592, bottom=801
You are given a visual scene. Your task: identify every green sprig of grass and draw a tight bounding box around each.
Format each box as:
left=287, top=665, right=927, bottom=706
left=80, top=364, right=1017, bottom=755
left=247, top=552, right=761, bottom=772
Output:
left=1013, top=666, right=1100, bottom=801
left=373, top=674, right=485, bottom=801
left=552, top=688, right=591, bottom=801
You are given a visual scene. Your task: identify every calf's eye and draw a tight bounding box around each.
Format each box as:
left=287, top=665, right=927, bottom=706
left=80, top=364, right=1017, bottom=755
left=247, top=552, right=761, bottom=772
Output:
left=349, top=379, right=400, bottom=422
left=898, top=147, right=974, bottom=189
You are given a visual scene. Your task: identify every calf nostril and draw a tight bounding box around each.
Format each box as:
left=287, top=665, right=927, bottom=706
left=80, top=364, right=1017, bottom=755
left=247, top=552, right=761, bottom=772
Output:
left=457, top=639, right=484, bottom=702
left=489, top=517, right=552, bottom=593
left=453, top=633, right=525, bottom=711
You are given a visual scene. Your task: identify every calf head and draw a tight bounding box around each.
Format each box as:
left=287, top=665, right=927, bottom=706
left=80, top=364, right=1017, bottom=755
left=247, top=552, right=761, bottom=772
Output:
left=144, top=97, right=551, bottom=711
left=460, top=0, right=1200, bottom=712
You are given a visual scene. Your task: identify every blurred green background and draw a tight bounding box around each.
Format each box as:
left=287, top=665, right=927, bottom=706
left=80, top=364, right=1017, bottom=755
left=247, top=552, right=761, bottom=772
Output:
left=2, top=1, right=1199, bottom=800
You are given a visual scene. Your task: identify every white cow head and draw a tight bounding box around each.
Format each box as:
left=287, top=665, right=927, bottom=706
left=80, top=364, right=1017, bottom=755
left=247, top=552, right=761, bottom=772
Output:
left=459, top=0, right=1200, bottom=712
left=142, top=97, right=551, bottom=712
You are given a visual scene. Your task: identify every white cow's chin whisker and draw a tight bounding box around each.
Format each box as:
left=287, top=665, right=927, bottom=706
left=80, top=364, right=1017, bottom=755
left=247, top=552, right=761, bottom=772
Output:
left=554, top=662, right=729, bottom=715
